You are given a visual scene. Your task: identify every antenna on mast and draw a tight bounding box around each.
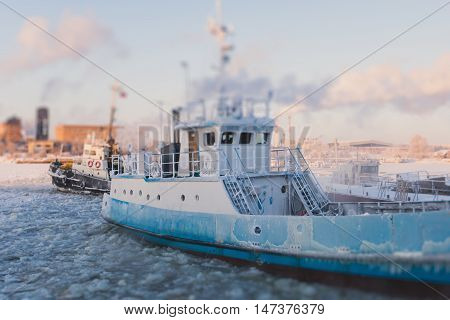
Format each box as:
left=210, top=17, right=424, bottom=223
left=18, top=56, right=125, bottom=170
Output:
left=208, top=0, right=233, bottom=87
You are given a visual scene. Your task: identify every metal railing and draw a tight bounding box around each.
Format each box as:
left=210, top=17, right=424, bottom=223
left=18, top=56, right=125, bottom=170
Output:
left=374, top=172, right=450, bottom=201
left=110, top=146, right=334, bottom=184
left=223, top=147, right=311, bottom=173
left=112, top=146, right=316, bottom=178
left=110, top=155, right=123, bottom=176
left=115, top=150, right=222, bottom=178
left=329, top=200, right=450, bottom=216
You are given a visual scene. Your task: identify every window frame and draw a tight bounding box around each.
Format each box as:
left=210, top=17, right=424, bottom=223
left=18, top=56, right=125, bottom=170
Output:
left=203, top=131, right=216, bottom=146
left=221, top=131, right=235, bottom=145
left=239, top=132, right=253, bottom=145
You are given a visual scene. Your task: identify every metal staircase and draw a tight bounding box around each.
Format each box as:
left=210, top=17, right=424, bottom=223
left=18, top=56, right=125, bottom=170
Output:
left=222, top=149, right=263, bottom=215
left=289, top=149, right=329, bottom=215
left=223, top=172, right=263, bottom=215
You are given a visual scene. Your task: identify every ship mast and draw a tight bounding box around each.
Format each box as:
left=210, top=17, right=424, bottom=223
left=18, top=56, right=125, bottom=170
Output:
left=208, top=0, right=233, bottom=93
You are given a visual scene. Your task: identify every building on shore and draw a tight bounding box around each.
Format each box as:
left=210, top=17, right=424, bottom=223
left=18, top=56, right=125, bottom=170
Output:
left=55, top=124, right=118, bottom=154
left=36, top=107, right=49, bottom=141
left=0, top=116, right=23, bottom=143
left=0, top=116, right=25, bottom=155
left=27, top=139, right=55, bottom=155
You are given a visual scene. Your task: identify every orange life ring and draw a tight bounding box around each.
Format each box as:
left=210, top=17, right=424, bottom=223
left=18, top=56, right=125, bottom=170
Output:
left=95, top=161, right=102, bottom=169
left=87, top=160, right=93, bottom=167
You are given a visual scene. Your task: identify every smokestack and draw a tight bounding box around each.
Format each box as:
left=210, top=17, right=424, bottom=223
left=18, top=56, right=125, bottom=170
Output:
left=36, top=107, right=49, bottom=140
left=172, top=107, right=181, bottom=144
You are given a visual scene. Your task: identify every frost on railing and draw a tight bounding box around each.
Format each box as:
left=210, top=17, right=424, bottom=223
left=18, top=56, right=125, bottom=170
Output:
left=229, top=147, right=308, bottom=173
left=329, top=200, right=450, bottom=216
left=111, top=147, right=317, bottom=178
left=117, top=150, right=222, bottom=178
left=110, top=155, right=123, bottom=176
left=374, top=171, right=450, bottom=201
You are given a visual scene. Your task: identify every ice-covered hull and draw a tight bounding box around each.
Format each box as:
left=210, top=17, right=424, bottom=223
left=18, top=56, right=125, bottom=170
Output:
left=101, top=194, right=450, bottom=286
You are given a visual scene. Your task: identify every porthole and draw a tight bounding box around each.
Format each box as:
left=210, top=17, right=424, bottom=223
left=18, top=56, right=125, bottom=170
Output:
left=139, top=190, right=142, bottom=196
left=254, top=226, right=261, bottom=234
left=195, top=195, right=200, bottom=201
left=157, top=194, right=161, bottom=200
left=146, top=194, right=150, bottom=201
left=281, top=185, right=287, bottom=193
left=181, top=194, right=185, bottom=201
left=130, top=190, right=133, bottom=196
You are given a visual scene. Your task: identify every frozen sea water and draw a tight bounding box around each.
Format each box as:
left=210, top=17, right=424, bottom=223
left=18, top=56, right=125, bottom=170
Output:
left=0, top=164, right=397, bottom=299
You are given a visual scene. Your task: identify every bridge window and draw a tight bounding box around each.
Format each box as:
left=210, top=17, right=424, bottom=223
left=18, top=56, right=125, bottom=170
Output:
left=90, top=150, right=96, bottom=156
left=221, top=132, right=234, bottom=144
left=256, top=133, right=270, bottom=145
left=239, top=132, right=253, bottom=144
left=203, top=132, right=216, bottom=146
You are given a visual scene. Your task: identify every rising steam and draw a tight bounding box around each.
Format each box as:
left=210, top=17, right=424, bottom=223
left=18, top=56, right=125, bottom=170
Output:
left=192, top=53, right=450, bottom=114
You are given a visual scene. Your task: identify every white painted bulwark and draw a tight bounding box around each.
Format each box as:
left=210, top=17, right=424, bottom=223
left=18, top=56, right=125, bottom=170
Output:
left=110, top=177, right=239, bottom=214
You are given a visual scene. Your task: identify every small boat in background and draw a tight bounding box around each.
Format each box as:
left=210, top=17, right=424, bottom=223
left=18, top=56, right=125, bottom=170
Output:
left=48, top=139, right=119, bottom=193
left=48, top=83, right=125, bottom=194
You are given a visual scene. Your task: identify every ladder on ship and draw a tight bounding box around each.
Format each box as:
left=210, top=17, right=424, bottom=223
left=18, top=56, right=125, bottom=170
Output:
left=289, top=149, right=329, bottom=215
left=222, top=149, right=263, bottom=215
left=223, top=171, right=263, bottom=215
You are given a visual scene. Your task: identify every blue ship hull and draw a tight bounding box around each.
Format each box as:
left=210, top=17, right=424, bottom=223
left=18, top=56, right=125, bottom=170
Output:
left=101, top=195, right=450, bottom=288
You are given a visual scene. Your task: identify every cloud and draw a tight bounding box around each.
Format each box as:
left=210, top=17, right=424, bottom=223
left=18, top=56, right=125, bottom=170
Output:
left=0, top=12, right=112, bottom=74
left=192, top=53, right=450, bottom=114
left=321, top=53, right=450, bottom=112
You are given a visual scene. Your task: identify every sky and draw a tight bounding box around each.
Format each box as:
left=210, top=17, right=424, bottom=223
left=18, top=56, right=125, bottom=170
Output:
left=0, top=0, right=449, bottom=144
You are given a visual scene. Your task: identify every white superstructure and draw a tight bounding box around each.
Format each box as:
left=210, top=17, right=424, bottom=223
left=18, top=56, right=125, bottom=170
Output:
left=72, top=141, right=112, bottom=180
left=109, top=97, right=330, bottom=217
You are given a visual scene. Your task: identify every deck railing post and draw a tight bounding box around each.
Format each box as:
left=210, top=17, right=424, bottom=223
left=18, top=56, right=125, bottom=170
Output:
left=172, top=152, right=175, bottom=178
